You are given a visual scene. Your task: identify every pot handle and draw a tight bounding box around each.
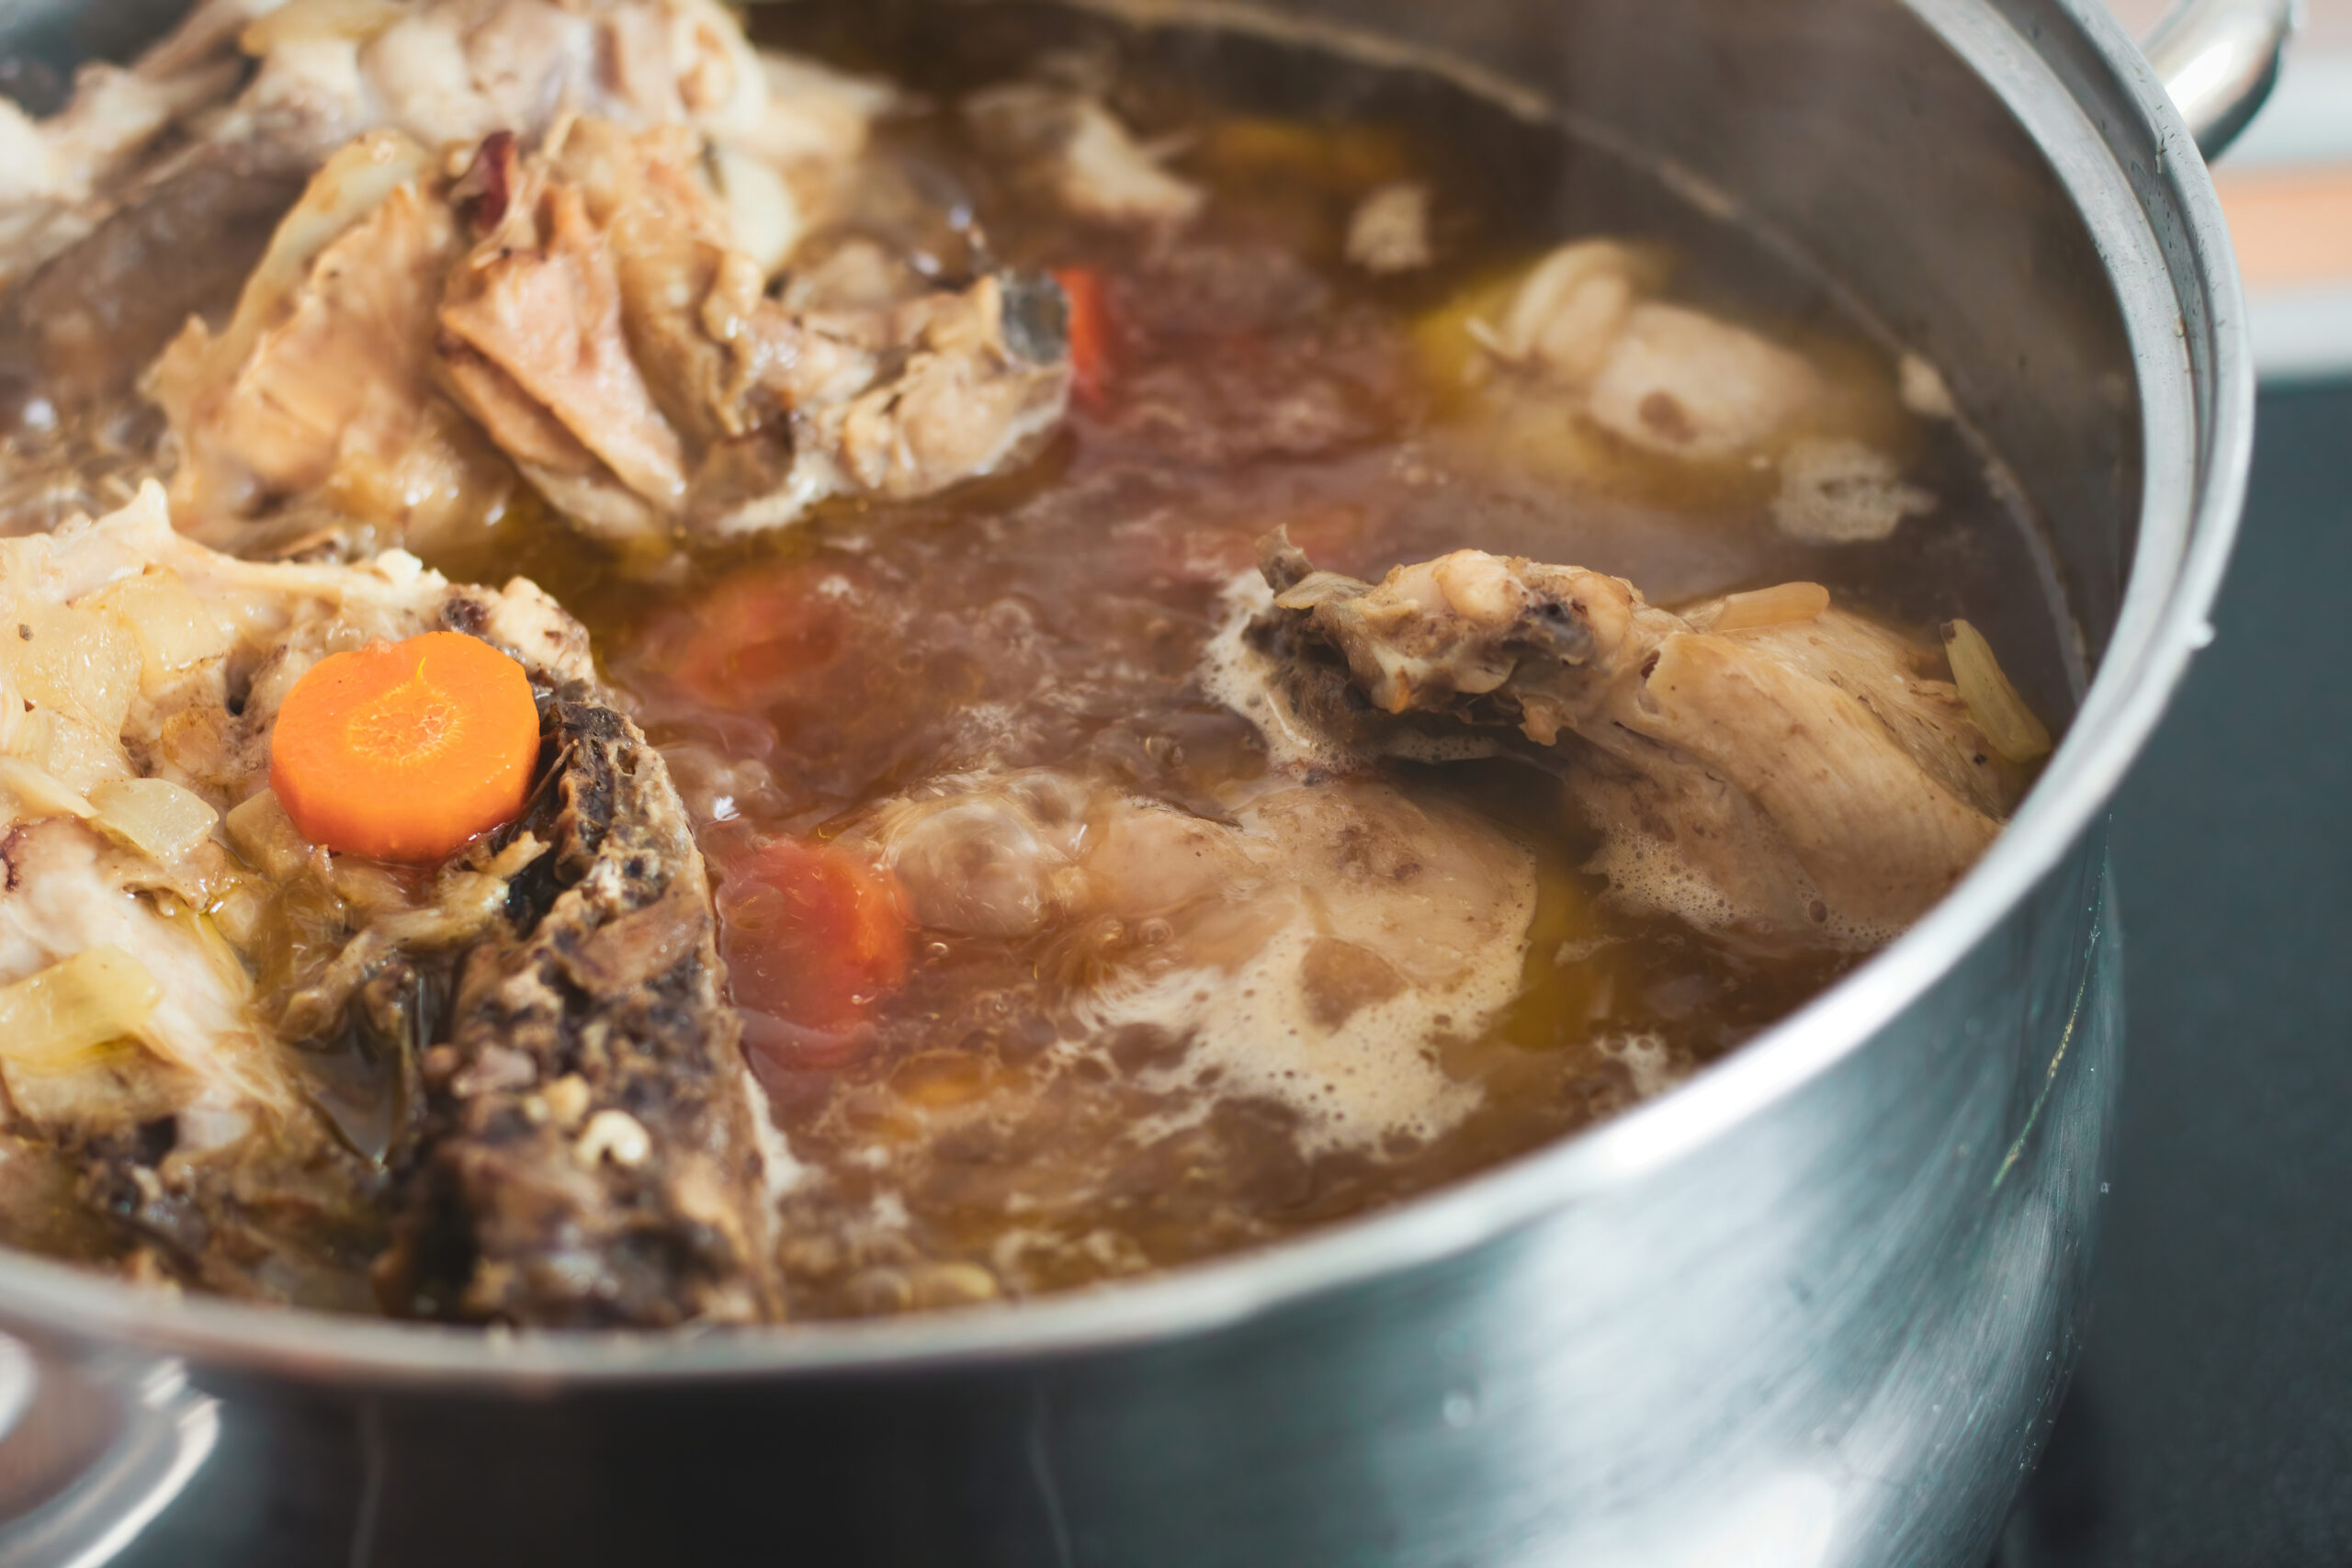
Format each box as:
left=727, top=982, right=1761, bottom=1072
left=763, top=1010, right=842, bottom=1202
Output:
left=0, top=1337, right=218, bottom=1565
left=2142, top=0, right=2302, bottom=158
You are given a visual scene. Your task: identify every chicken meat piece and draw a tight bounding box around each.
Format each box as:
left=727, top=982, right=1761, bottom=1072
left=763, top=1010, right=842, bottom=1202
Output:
left=0, top=94, right=314, bottom=416
left=1463, top=239, right=1936, bottom=541
left=0, top=482, right=776, bottom=1323
left=860, top=767, right=1536, bottom=1157
left=1484, top=240, right=1820, bottom=462
left=752, top=767, right=1538, bottom=1309
left=0, top=0, right=879, bottom=252
left=964, top=84, right=1205, bottom=228
left=0, top=33, right=247, bottom=293
left=146, top=130, right=512, bottom=554
left=157, top=118, right=1069, bottom=554
left=779, top=265, right=1075, bottom=518
left=0, top=0, right=894, bottom=413
left=1345, top=181, right=1433, bottom=276
left=435, top=124, right=701, bottom=545
left=1240, top=534, right=2039, bottom=948
left=437, top=120, right=1071, bottom=544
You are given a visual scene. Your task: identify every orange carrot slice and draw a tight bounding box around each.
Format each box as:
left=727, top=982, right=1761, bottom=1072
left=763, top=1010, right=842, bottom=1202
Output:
left=718, top=836, right=910, bottom=1068
left=655, top=561, right=850, bottom=710
left=1054, top=266, right=1114, bottom=404
left=268, top=631, right=542, bottom=864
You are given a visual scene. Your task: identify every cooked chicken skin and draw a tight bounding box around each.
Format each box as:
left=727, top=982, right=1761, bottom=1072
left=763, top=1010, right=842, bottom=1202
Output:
left=146, top=130, right=507, bottom=551
left=441, top=120, right=1071, bottom=543
left=154, top=118, right=1071, bottom=552
left=1249, top=535, right=2030, bottom=947
left=0, top=0, right=896, bottom=423
left=0, top=0, right=873, bottom=284
left=0, top=484, right=775, bottom=1322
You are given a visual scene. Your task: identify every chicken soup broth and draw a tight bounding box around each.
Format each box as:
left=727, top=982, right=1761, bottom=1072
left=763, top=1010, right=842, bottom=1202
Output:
left=0, top=0, right=2068, bottom=1321
left=579, top=11, right=2066, bottom=1314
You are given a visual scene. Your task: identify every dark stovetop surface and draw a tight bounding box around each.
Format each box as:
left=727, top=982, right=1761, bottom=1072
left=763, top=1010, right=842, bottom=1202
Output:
left=1997, top=378, right=2352, bottom=1568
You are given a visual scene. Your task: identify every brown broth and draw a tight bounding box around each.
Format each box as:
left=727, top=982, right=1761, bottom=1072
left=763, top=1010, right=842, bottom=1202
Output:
left=0, top=4, right=2078, bottom=1318
left=448, top=6, right=2074, bottom=1316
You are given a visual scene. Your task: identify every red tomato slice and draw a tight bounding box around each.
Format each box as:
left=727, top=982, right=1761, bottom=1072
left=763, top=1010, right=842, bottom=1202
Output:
left=717, top=837, right=912, bottom=1069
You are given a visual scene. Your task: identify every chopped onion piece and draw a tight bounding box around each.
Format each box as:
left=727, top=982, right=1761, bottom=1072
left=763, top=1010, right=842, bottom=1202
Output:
left=89, top=571, right=234, bottom=684
left=1942, top=619, right=2052, bottom=763
left=0, top=604, right=139, bottom=739
left=225, top=788, right=312, bottom=880
left=209, top=881, right=268, bottom=956
left=157, top=901, right=255, bottom=1005
left=0, top=947, right=163, bottom=1073
left=0, top=757, right=94, bottom=821
left=12, top=707, right=133, bottom=795
left=90, top=777, right=219, bottom=863
left=239, top=0, right=406, bottom=52
left=1700, top=581, right=1831, bottom=633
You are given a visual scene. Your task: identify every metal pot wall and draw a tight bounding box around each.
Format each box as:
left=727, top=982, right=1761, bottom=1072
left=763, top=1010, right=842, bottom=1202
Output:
left=0, top=1, right=2289, bottom=1563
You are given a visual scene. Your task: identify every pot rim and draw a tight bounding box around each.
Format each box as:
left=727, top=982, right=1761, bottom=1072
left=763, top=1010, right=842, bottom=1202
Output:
left=0, top=0, right=2255, bottom=1387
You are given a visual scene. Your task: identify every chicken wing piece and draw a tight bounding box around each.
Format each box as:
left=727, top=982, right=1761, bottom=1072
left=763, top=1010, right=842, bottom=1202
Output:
left=1244, top=534, right=2042, bottom=948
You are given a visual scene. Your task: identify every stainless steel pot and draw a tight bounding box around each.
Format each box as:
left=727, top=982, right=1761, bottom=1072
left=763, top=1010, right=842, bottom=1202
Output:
left=0, top=1, right=2290, bottom=1563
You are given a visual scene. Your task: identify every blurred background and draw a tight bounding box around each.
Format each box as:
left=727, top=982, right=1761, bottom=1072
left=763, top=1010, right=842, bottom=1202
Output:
left=1997, top=4, right=2352, bottom=1565
left=2118, top=0, right=2352, bottom=378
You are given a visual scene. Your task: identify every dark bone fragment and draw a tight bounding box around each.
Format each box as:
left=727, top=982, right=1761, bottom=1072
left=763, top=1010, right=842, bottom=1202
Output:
left=378, top=688, right=780, bottom=1327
